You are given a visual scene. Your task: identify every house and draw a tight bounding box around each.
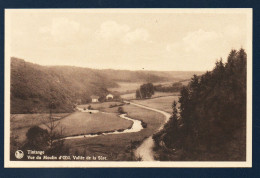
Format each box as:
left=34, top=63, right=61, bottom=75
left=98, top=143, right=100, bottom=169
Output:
left=91, top=95, right=99, bottom=102
left=106, top=94, right=114, bottom=100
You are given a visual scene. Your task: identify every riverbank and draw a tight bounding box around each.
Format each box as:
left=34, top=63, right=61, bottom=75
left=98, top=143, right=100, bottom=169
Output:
left=62, top=104, right=166, bottom=161
left=60, top=113, right=143, bottom=140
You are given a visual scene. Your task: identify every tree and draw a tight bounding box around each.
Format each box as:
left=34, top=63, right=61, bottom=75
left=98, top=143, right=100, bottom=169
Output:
left=153, top=48, right=247, bottom=161
left=172, top=101, right=178, bottom=118
left=136, top=83, right=154, bottom=99
left=43, top=101, right=60, bottom=147
left=24, top=126, right=49, bottom=150
left=136, top=90, right=141, bottom=99
left=118, top=106, right=125, bottom=114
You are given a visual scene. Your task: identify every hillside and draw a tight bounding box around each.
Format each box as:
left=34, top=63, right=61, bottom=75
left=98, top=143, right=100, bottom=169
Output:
left=97, top=69, right=204, bottom=83
left=11, top=57, right=203, bottom=114
left=11, top=58, right=118, bottom=113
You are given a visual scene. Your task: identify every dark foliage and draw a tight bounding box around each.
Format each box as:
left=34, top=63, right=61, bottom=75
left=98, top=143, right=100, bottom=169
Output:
left=20, top=125, right=69, bottom=160
left=154, top=82, right=183, bottom=92
left=23, top=126, right=50, bottom=150
left=11, top=57, right=202, bottom=113
left=118, top=106, right=125, bottom=114
left=153, top=48, right=247, bottom=161
left=135, top=83, right=154, bottom=99
left=11, top=57, right=116, bottom=113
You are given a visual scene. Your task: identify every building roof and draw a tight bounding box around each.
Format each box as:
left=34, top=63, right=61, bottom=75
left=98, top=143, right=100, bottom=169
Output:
left=91, top=95, right=99, bottom=99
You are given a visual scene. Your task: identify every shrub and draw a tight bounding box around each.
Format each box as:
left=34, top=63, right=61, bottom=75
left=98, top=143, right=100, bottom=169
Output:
left=118, top=107, right=125, bottom=114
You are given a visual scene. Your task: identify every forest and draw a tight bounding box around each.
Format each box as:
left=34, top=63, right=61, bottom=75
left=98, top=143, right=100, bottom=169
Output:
left=153, top=48, right=247, bottom=161
left=11, top=57, right=195, bottom=114
left=154, top=82, right=183, bottom=93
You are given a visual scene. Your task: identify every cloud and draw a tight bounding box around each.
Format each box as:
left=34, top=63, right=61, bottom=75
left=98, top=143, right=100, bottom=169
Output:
left=39, top=18, right=81, bottom=43
left=123, top=28, right=150, bottom=44
left=182, top=29, right=222, bottom=52
left=95, top=21, right=150, bottom=44
left=166, top=29, right=229, bottom=54
left=95, top=21, right=130, bottom=40
left=165, top=29, right=235, bottom=70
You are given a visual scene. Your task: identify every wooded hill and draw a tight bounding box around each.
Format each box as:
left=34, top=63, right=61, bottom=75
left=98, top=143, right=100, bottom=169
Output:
left=11, top=58, right=117, bottom=113
left=11, top=57, right=201, bottom=114
left=153, top=48, right=247, bottom=161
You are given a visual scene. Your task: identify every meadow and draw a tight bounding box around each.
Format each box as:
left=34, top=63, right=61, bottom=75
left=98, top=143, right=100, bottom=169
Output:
left=108, top=82, right=143, bottom=94
left=11, top=113, right=70, bottom=143
left=78, top=101, right=123, bottom=113
left=121, top=91, right=179, bottom=100
left=132, top=95, right=180, bottom=114
left=41, top=111, right=133, bottom=137
left=62, top=104, right=166, bottom=161
left=108, top=81, right=174, bottom=94
left=10, top=94, right=176, bottom=161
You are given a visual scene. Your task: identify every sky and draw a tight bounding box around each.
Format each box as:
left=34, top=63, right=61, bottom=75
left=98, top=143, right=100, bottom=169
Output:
left=7, top=9, right=251, bottom=71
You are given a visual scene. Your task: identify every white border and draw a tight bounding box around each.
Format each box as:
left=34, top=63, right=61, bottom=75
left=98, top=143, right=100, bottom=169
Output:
left=4, top=8, right=252, bottom=168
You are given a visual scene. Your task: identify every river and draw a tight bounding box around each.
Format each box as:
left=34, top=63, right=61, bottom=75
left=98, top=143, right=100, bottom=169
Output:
left=62, top=104, right=170, bottom=161
left=60, top=110, right=143, bottom=140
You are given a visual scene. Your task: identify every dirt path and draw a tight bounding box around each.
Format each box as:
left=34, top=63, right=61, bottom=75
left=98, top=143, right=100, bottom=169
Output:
left=128, top=102, right=171, bottom=161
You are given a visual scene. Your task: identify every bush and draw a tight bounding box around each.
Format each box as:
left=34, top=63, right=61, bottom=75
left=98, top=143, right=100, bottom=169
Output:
left=23, top=126, right=49, bottom=150
left=118, top=107, right=125, bottom=114
left=141, top=121, right=147, bottom=128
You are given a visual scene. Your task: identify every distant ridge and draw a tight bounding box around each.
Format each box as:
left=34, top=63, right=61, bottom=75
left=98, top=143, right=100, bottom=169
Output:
left=10, top=57, right=203, bottom=113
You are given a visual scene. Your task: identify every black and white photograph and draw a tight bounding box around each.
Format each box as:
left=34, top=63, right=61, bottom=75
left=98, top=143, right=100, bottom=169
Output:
left=4, top=9, right=252, bottom=167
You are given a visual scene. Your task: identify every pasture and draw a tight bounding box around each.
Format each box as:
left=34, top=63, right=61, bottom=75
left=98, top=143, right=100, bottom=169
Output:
left=10, top=113, right=70, bottom=143
left=41, top=111, right=133, bottom=137
left=10, top=98, right=170, bottom=161
left=121, top=91, right=179, bottom=100
left=132, top=95, right=180, bottom=114
left=10, top=106, right=132, bottom=144
left=109, top=81, right=175, bottom=94
left=78, top=101, right=124, bottom=113
left=63, top=104, right=166, bottom=161
left=108, top=82, right=143, bottom=94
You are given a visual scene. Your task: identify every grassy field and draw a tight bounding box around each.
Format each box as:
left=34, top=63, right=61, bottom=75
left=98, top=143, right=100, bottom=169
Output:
left=41, top=111, right=133, bottom=137
left=63, top=104, right=166, bottom=161
left=78, top=101, right=123, bottom=113
left=10, top=113, right=70, bottom=143
left=109, top=81, right=174, bottom=94
left=11, top=99, right=170, bottom=161
left=108, top=82, right=143, bottom=94
left=132, top=95, right=180, bottom=114
left=11, top=106, right=132, bottom=144
left=121, top=91, right=179, bottom=100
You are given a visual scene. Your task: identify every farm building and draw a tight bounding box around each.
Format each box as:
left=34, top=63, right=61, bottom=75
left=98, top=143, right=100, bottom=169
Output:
left=91, top=95, right=99, bottom=102
left=106, top=94, right=114, bottom=100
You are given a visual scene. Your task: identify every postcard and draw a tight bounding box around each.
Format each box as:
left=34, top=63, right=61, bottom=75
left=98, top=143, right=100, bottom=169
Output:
left=4, top=8, right=252, bottom=167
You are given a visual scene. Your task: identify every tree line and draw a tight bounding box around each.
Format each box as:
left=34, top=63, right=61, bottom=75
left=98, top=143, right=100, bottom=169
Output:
left=136, top=83, right=155, bottom=99
left=154, top=82, right=183, bottom=93
left=153, top=48, right=247, bottom=161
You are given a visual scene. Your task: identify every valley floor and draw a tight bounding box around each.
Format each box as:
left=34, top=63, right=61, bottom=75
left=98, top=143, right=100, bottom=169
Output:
left=62, top=104, right=166, bottom=161
left=10, top=100, right=167, bottom=161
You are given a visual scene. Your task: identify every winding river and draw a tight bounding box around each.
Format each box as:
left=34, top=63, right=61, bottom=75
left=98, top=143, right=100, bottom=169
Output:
left=62, top=104, right=170, bottom=161
left=61, top=108, right=143, bottom=140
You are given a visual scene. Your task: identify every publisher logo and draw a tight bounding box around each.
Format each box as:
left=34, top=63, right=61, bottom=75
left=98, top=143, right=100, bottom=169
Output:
left=15, top=150, right=24, bottom=159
